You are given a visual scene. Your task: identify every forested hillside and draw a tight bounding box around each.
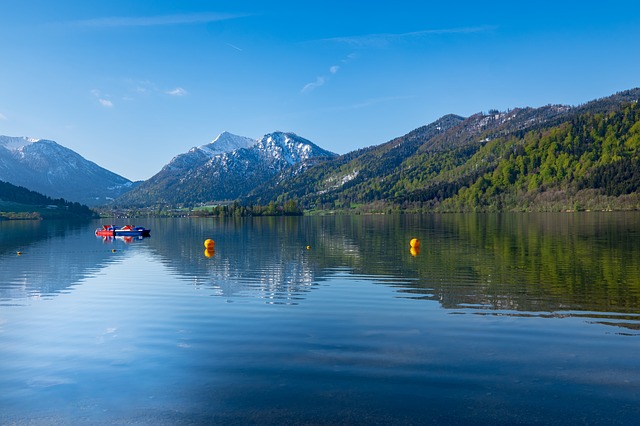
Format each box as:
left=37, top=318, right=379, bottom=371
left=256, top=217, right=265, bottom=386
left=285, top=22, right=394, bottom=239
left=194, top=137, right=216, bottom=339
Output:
left=244, top=89, right=640, bottom=213
left=0, top=180, right=98, bottom=219
left=439, top=102, right=640, bottom=211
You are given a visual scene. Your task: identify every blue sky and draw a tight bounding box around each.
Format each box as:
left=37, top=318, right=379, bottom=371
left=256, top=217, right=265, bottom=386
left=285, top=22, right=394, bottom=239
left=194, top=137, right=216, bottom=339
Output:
left=1, top=1, right=639, bottom=181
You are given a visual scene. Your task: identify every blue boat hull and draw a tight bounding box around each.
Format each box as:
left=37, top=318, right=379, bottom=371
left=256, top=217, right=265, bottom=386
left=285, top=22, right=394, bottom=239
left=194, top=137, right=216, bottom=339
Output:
left=115, top=228, right=151, bottom=237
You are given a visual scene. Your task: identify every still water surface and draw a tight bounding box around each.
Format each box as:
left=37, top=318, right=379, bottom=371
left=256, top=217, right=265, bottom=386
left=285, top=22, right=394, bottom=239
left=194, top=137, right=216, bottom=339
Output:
left=1, top=214, right=639, bottom=425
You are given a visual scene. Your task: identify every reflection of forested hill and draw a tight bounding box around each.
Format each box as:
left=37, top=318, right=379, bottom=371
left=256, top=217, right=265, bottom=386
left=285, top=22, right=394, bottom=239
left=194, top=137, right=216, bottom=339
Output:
left=423, top=213, right=640, bottom=314
left=298, top=213, right=640, bottom=316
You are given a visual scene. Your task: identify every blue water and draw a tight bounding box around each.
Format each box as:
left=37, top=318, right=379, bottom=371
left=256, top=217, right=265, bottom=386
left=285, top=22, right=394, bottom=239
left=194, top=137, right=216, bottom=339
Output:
left=1, top=214, right=639, bottom=424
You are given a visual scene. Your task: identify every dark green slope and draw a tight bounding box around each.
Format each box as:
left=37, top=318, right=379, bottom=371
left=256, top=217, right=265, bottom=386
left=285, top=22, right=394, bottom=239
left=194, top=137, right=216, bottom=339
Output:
left=0, top=180, right=97, bottom=219
left=437, top=100, right=640, bottom=212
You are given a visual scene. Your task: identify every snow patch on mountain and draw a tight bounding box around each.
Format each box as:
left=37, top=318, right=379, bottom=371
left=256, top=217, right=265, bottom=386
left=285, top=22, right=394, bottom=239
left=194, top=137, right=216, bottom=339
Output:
left=165, top=131, right=256, bottom=174
left=197, top=131, right=256, bottom=158
left=0, top=136, right=40, bottom=151
left=319, top=169, right=360, bottom=194
left=254, top=132, right=334, bottom=165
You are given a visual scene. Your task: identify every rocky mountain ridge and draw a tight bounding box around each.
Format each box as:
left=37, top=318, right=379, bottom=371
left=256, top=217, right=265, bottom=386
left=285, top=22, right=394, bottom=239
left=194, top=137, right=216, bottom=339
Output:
left=113, top=131, right=337, bottom=207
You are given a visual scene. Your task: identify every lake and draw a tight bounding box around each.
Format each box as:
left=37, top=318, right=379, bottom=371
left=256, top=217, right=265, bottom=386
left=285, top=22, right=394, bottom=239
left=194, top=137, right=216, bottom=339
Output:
left=1, top=213, right=639, bottom=425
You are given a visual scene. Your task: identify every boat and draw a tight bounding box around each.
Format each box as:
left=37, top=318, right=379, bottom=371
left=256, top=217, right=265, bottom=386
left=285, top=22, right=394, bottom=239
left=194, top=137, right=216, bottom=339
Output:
left=95, top=224, right=151, bottom=237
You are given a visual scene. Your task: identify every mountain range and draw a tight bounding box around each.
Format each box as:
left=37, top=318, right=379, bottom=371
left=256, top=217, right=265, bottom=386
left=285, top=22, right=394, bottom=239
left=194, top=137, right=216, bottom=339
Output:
left=1, top=87, right=639, bottom=213
left=113, top=131, right=336, bottom=207
left=0, top=136, right=135, bottom=206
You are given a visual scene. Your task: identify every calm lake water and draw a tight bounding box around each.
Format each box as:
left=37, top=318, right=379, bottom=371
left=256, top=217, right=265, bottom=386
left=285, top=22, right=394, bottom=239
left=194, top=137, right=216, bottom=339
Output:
left=1, top=213, right=639, bottom=425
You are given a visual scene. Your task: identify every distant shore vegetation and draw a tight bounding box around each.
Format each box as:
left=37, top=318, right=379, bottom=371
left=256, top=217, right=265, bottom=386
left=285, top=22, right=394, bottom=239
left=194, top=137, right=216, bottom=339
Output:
left=191, top=200, right=303, bottom=217
left=101, top=200, right=304, bottom=218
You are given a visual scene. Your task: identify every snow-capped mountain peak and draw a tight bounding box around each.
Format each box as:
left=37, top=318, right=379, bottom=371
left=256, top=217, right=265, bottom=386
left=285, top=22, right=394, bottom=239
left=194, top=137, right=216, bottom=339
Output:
left=117, top=130, right=337, bottom=206
left=196, top=131, right=256, bottom=158
left=165, top=131, right=257, bottom=173
left=256, top=131, right=334, bottom=165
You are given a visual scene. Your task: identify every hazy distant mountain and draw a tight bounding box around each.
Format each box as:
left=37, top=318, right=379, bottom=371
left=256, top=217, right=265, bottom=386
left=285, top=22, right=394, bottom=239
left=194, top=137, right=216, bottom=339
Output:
left=0, top=136, right=135, bottom=206
left=114, top=131, right=337, bottom=206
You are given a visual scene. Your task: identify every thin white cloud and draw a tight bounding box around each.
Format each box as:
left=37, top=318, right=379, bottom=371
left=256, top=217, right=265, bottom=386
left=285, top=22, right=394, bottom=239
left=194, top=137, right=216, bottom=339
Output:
left=91, top=89, right=114, bottom=107
left=301, top=59, right=348, bottom=94
left=0, top=112, right=7, bottom=120
left=129, top=79, right=157, bottom=94
left=317, top=26, right=496, bottom=48
left=343, top=53, right=358, bottom=62
left=93, top=80, right=188, bottom=104
left=301, top=77, right=326, bottom=94
left=226, top=43, right=243, bottom=51
left=166, top=87, right=188, bottom=97
left=74, top=12, right=247, bottom=28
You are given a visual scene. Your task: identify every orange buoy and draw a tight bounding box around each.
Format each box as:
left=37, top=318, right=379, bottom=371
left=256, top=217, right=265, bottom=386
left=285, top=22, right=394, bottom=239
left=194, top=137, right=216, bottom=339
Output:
left=204, top=248, right=215, bottom=258
left=410, top=238, right=420, bottom=249
left=410, top=246, right=420, bottom=257
left=204, top=239, right=215, bottom=250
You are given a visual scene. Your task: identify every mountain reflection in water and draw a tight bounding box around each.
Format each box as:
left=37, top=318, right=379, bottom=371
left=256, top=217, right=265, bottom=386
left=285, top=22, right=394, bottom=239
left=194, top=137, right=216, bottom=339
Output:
left=2, top=213, right=640, bottom=322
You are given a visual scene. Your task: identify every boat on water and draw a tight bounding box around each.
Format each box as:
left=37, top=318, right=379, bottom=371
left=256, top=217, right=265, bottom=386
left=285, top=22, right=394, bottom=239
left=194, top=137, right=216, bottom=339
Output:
left=95, top=224, right=151, bottom=237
